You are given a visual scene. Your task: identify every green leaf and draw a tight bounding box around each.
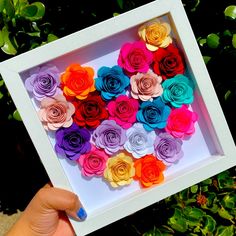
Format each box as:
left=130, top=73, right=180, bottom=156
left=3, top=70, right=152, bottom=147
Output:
left=215, top=225, right=234, bottom=236
left=0, top=0, right=6, bottom=12
left=183, top=207, right=205, bottom=221
left=198, top=38, right=206, bottom=47
left=201, top=215, right=216, bottom=235
left=232, top=34, right=236, bottom=48
left=0, top=91, right=3, bottom=99
left=190, top=185, right=198, bottom=193
left=20, top=2, right=45, bottom=21
left=222, top=195, right=235, bottom=209
left=1, top=27, right=17, bottom=55
left=117, top=0, right=123, bottom=9
left=224, top=90, right=232, bottom=101
left=47, top=33, right=58, bottom=43
left=168, top=209, right=188, bottom=233
left=13, top=109, right=22, bottom=121
left=206, top=33, right=220, bottom=49
left=224, top=5, right=236, bottom=20
left=5, top=0, right=15, bottom=18
left=218, top=207, right=234, bottom=222
left=0, top=30, right=4, bottom=47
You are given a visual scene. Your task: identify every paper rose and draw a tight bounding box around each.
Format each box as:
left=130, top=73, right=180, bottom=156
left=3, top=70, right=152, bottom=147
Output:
left=134, top=154, right=166, bottom=188
left=77, top=145, right=109, bottom=177
left=60, top=63, right=95, bottom=100
left=117, top=41, right=153, bottom=75
left=92, top=120, right=126, bottom=155
left=153, top=44, right=185, bottom=80
left=104, top=152, right=135, bottom=188
left=25, top=65, right=60, bottom=101
left=107, top=95, right=139, bottom=129
left=95, top=65, right=130, bottom=101
left=124, top=123, right=156, bottom=158
left=138, top=19, right=172, bottom=51
left=166, top=105, right=198, bottom=138
left=73, top=93, right=108, bottom=129
left=137, top=97, right=171, bottom=131
left=161, top=74, right=194, bottom=108
left=130, top=69, right=163, bottom=101
left=154, top=132, right=183, bottom=166
left=55, top=123, right=91, bottom=161
left=38, top=94, right=75, bottom=131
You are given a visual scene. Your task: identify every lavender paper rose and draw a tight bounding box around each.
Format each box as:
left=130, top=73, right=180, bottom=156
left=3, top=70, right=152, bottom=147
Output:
left=154, top=132, right=183, bottom=166
left=92, top=120, right=126, bottom=155
left=25, top=65, right=61, bottom=101
left=55, top=123, right=91, bottom=161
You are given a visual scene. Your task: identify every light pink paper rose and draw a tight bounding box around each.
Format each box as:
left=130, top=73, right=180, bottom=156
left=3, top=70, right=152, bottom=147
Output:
left=130, top=70, right=163, bottom=101
left=77, top=145, right=109, bottom=177
left=38, top=94, right=75, bottom=131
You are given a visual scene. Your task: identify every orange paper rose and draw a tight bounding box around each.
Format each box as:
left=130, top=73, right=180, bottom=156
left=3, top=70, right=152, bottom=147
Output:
left=60, top=63, right=95, bottom=100
left=134, top=154, right=166, bottom=188
left=104, top=152, right=135, bottom=188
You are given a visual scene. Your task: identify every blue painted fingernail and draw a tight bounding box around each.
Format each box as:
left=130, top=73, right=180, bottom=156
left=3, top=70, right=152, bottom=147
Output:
left=77, top=207, right=87, bottom=221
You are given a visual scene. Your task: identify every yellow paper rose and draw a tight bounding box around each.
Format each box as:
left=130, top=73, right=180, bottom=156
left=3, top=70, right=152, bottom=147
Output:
left=104, top=152, right=135, bottom=188
left=138, top=19, right=172, bottom=51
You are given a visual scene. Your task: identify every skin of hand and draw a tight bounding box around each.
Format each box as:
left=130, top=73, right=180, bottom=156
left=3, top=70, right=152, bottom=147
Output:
left=6, top=184, right=87, bottom=236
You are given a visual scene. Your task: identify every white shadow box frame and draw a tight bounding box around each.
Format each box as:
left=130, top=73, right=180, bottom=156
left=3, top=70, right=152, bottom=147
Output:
left=0, top=0, right=236, bottom=235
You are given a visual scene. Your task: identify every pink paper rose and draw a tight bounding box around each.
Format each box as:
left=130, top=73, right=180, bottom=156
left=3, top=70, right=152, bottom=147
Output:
left=38, top=94, right=75, bottom=131
left=165, top=105, right=198, bottom=138
left=130, top=69, right=163, bottom=101
left=77, top=145, right=109, bottom=177
left=107, top=95, right=139, bottom=129
left=118, top=41, right=153, bottom=75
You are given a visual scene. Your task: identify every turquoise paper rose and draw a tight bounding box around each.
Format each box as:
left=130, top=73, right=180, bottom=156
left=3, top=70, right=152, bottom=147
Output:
left=161, top=74, right=194, bottom=108
left=95, top=65, right=130, bottom=101
left=137, top=97, right=171, bottom=131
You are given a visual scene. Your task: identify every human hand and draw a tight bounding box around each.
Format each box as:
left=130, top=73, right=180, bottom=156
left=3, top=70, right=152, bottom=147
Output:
left=7, top=184, right=87, bottom=236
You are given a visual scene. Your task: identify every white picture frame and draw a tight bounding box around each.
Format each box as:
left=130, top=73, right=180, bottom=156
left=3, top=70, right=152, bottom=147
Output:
left=0, top=0, right=235, bottom=235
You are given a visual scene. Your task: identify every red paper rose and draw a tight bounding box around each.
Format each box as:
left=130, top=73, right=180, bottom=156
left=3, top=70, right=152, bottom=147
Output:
left=73, top=93, right=108, bottom=129
left=153, top=44, right=185, bottom=80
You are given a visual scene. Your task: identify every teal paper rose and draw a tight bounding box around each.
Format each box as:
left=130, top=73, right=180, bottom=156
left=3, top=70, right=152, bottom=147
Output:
left=137, top=97, right=171, bottom=131
left=95, top=65, right=130, bottom=101
left=161, top=74, right=194, bottom=108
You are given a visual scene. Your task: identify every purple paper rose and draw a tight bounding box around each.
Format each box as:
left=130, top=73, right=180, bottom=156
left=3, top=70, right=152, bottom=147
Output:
left=92, top=120, right=126, bottom=155
left=55, top=123, right=91, bottom=161
left=25, top=65, right=61, bottom=101
left=154, top=132, right=183, bottom=166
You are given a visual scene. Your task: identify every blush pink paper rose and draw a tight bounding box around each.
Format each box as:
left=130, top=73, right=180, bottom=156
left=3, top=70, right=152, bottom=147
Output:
left=38, top=94, right=75, bottom=131
left=77, top=145, right=109, bottom=177
left=107, top=95, right=139, bottom=129
left=165, top=105, right=198, bottom=138
left=118, top=41, right=153, bottom=75
left=130, top=69, right=163, bottom=101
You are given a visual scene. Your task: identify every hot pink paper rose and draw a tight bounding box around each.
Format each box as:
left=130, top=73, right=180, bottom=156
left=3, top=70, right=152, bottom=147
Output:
left=165, top=105, right=198, bottom=138
left=38, top=94, right=75, bottom=131
left=130, top=69, right=163, bottom=101
left=118, top=41, right=153, bottom=75
left=107, top=95, right=139, bottom=129
left=77, top=145, right=109, bottom=177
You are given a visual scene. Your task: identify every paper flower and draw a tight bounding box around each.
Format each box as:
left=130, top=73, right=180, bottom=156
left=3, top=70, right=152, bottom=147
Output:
left=73, top=93, right=108, bottom=129
left=92, top=120, right=126, bottom=155
left=124, top=123, right=156, bottom=158
left=25, top=65, right=60, bottom=101
left=104, top=152, right=135, bottom=188
left=55, top=123, right=91, bottom=161
left=38, top=94, right=75, bottom=131
left=95, top=65, right=130, bottom=101
left=138, top=19, right=172, bottom=51
left=136, top=97, right=171, bottom=131
left=117, top=41, right=153, bottom=75
left=161, top=74, right=194, bottom=108
left=166, top=105, right=198, bottom=138
left=77, top=145, right=109, bottom=177
left=134, top=154, right=166, bottom=188
left=107, top=95, right=139, bottom=129
left=154, top=132, right=183, bottom=166
left=130, top=70, right=163, bottom=101
left=60, top=63, right=95, bottom=100
left=153, top=44, right=185, bottom=79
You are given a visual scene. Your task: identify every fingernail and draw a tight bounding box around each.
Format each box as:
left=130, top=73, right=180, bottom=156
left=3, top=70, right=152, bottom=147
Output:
left=77, top=207, right=87, bottom=221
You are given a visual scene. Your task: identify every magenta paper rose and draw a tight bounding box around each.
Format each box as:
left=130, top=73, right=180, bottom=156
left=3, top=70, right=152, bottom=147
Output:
left=77, top=145, right=109, bottom=177
left=107, top=95, right=139, bottom=129
left=92, top=120, right=126, bottom=155
left=38, top=94, right=75, bottom=131
left=118, top=41, right=153, bottom=75
left=25, top=65, right=61, bottom=101
left=130, top=70, right=163, bottom=101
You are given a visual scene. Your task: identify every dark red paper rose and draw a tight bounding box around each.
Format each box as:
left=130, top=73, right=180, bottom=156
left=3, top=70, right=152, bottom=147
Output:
left=153, top=44, right=185, bottom=80
left=73, top=94, right=108, bottom=129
